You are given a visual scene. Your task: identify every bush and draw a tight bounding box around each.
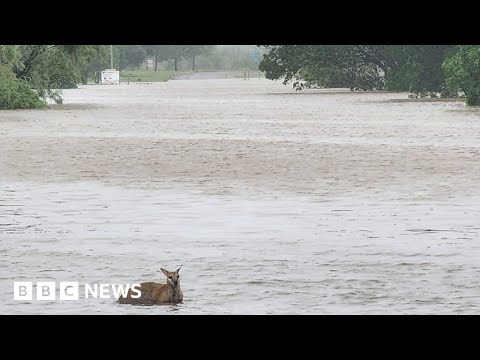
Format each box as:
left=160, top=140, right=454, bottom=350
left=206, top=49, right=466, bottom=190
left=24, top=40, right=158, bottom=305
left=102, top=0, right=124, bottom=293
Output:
left=443, top=46, right=480, bottom=106
left=0, top=65, right=45, bottom=109
left=52, top=74, right=78, bottom=89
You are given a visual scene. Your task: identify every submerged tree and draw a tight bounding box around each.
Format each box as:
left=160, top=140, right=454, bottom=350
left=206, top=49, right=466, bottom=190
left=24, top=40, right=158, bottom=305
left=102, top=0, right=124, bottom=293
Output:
left=0, top=63, right=45, bottom=109
left=258, top=45, right=459, bottom=100
left=0, top=45, right=81, bottom=108
left=443, top=45, right=480, bottom=106
left=383, top=45, right=456, bottom=97
left=259, top=45, right=386, bottom=91
left=0, top=45, right=117, bottom=108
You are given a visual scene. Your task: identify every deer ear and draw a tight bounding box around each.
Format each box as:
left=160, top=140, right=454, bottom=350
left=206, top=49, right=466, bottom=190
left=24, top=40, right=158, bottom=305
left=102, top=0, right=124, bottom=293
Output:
left=160, top=268, right=169, bottom=277
left=176, top=267, right=181, bottom=273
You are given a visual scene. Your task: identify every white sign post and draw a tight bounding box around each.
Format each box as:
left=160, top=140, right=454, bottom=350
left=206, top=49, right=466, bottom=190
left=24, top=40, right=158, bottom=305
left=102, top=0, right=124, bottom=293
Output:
left=101, top=69, right=120, bottom=85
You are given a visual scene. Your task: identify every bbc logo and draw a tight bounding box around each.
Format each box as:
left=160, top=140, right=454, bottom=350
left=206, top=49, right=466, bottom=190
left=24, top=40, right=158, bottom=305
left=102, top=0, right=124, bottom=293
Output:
left=14, top=282, right=79, bottom=301
left=13, top=281, right=140, bottom=301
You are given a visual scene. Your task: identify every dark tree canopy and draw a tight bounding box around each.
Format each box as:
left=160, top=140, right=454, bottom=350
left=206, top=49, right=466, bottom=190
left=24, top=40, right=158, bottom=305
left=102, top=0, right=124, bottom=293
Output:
left=259, top=45, right=459, bottom=99
left=443, top=45, right=480, bottom=106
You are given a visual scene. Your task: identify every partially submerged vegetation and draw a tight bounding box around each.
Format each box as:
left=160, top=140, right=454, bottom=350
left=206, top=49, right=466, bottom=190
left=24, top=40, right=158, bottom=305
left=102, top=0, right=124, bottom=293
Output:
left=0, top=45, right=218, bottom=109
left=2, top=44, right=480, bottom=109
left=259, top=45, right=480, bottom=106
left=0, top=65, right=45, bottom=109
left=0, top=45, right=262, bottom=109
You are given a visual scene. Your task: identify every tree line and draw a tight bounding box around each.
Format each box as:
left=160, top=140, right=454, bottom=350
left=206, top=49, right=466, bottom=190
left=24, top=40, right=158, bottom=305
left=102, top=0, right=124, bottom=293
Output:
left=0, top=45, right=214, bottom=109
left=259, top=45, right=480, bottom=106
left=69, top=45, right=216, bottom=84
left=2, top=45, right=479, bottom=109
left=0, top=45, right=262, bottom=109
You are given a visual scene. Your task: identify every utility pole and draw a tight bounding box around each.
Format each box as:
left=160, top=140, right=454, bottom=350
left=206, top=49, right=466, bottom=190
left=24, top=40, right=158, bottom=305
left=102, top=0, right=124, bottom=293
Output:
left=110, top=45, right=114, bottom=69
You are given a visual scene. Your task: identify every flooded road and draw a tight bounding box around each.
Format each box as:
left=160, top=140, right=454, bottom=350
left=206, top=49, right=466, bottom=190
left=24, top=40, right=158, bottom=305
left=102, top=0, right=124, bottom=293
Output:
left=1, top=79, right=479, bottom=314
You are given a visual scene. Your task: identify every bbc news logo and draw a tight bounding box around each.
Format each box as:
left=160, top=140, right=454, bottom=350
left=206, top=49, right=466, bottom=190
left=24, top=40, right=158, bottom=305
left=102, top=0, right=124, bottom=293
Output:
left=13, top=282, right=141, bottom=301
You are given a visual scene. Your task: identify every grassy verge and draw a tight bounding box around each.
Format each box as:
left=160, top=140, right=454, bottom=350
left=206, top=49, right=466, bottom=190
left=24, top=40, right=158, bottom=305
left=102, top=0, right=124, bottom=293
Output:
left=120, top=70, right=176, bottom=83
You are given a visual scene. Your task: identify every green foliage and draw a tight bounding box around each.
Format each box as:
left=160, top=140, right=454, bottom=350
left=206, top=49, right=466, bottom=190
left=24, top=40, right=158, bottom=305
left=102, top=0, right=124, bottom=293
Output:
left=259, top=45, right=385, bottom=91
left=0, top=45, right=22, bottom=70
left=259, top=45, right=458, bottom=98
left=443, top=46, right=480, bottom=106
left=28, top=46, right=79, bottom=91
left=384, top=45, right=456, bottom=97
left=4, top=44, right=480, bottom=108
left=0, top=45, right=84, bottom=107
left=75, top=45, right=119, bottom=84
left=0, top=65, right=45, bottom=109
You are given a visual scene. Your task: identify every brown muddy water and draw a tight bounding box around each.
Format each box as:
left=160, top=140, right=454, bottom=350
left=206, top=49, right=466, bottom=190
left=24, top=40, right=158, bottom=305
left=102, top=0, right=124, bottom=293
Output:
left=1, top=79, right=479, bottom=314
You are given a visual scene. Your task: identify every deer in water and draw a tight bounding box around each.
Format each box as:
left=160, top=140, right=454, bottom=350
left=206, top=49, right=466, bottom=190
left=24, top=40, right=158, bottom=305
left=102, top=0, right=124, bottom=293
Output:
left=118, top=268, right=183, bottom=305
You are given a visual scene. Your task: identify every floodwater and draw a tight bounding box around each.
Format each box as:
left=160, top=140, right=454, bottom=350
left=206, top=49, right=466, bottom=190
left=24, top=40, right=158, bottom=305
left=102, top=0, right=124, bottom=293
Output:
left=1, top=79, right=479, bottom=314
